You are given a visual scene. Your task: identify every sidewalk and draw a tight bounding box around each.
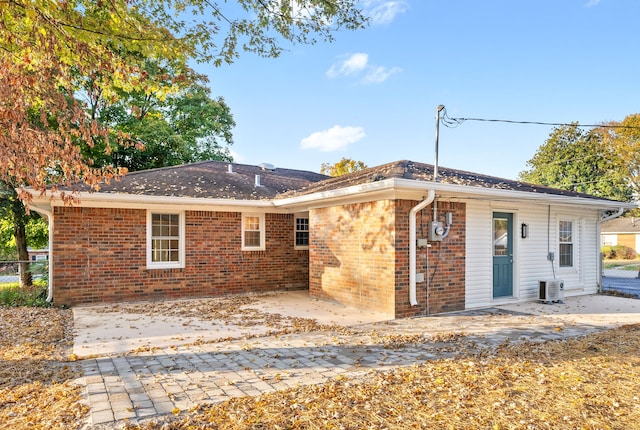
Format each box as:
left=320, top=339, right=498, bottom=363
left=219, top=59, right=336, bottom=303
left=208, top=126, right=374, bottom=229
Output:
left=75, top=293, right=640, bottom=429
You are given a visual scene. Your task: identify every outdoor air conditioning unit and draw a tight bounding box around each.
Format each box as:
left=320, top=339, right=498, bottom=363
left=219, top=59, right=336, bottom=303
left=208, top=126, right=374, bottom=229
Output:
left=539, top=279, right=564, bottom=304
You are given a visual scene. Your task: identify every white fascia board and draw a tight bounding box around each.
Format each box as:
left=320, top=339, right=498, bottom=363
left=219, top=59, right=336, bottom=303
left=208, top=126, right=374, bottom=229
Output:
left=26, top=178, right=635, bottom=214
left=418, top=180, right=636, bottom=210
left=274, top=178, right=635, bottom=211
left=273, top=179, right=423, bottom=210
left=29, top=191, right=282, bottom=213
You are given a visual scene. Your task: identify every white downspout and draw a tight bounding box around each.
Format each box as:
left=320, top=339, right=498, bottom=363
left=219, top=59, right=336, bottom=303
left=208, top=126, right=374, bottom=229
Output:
left=39, top=209, right=54, bottom=302
left=27, top=205, right=54, bottom=302
left=599, top=207, right=624, bottom=223
left=410, top=190, right=435, bottom=306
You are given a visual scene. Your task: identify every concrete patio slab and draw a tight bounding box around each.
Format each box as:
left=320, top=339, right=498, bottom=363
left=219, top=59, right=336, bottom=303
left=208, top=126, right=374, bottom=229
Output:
left=74, top=293, right=640, bottom=428
left=497, top=294, right=640, bottom=325
left=73, top=291, right=390, bottom=358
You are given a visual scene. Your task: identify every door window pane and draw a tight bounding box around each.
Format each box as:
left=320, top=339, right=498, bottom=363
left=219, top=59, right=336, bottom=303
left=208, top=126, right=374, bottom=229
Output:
left=493, top=218, right=508, bottom=256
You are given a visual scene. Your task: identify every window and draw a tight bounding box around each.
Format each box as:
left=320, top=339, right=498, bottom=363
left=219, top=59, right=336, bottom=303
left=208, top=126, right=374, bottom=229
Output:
left=295, top=216, right=309, bottom=249
left=242, top=213, right=265, bottom=250
left=559, top=220, right=573, bottom=267
left=493, top=217, right=508, bottom=256
left=147, top=211, right=185, bottom=269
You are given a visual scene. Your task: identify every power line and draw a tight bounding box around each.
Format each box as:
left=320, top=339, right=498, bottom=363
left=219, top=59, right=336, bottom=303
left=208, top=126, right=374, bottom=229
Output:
left=439, top=108, right=640, bottom=130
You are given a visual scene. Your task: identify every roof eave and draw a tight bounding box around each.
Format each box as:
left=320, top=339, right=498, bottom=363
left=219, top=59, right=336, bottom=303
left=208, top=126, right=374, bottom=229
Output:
left=420, top=180, right=636, bottom=210
left=275, top=178, right=637, bottom=210
left=27, top=191, right=277, bottom=213
left=25, top=179, right=636, bottom=215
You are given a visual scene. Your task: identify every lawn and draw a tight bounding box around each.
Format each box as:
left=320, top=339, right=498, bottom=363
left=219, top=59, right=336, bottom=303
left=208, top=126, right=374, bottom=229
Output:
left=125, top=324, right=640, bottom=430
left=0, top=307, right=86, bottom=429
left=603, top=259, right=640, bottom=271
left=0, top=281, right=50, bottom=307
left=1, top=305, right=639, bottom=429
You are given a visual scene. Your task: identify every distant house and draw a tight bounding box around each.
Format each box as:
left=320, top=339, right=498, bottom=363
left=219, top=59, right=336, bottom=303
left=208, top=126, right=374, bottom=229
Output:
left=26, top=160, right=635, bottom=318
left=28, top=248, right=49, bottom=262
left=601, top=217, right=640, bottom=254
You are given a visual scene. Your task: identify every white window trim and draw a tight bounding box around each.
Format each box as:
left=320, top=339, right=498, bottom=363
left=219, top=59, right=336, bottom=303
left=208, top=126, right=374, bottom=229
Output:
left=146, top=210, right=186, bottom=269
left=294, top=214, right=310, bottom=250
left=242, top=213, right=266, bottom=251
left=558, top=217, right=575, bottom=269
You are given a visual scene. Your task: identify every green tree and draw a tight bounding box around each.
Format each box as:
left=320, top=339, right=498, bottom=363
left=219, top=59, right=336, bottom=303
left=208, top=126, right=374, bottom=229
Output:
left=2, top=0, right=367, bottom=198
left=1, top=1, right=366, bottom=287
left=320, top=158, right=368, bottom=177
left=598, top=114, right=640, bottom=198
left=519, top=123, right=632, bottom=202
left=0, top=184, right=49, bottom=287
left=0, top=213, right=47, bottom=260
left=84, top=65, right=235, bottom=171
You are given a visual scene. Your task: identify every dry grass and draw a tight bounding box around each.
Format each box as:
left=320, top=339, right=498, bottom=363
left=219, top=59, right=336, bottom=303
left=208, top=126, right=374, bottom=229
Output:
left=127, top=324, right=640, bottom=430
left=2, top=303, right=640, bottom=430
left=0, top=307, right=87, bottom=430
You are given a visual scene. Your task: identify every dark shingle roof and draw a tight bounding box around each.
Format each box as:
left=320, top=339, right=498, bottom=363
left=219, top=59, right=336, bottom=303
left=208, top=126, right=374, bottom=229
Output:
left=601, top=217, right=640, bottom=233
left=88, top=159, right=626, bottom=204
left=278, top=160, right=619, bottom=201
left=94, top=161, right=329, bottom=200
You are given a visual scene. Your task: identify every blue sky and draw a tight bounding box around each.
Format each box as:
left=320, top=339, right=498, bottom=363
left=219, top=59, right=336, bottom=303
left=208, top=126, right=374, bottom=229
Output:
left=199, top=0, right=639, bottom=180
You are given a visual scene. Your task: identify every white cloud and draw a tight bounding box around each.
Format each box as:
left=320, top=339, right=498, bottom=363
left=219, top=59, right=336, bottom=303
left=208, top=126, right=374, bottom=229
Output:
left=363, top=66, right=402, bottom=84
left=326, top=53, right=401, bottom=84
left=585, top=0, right=601, bottom=6
left=300, top=125, right=366, bottom=152
left=326, top=53, right=369, bottom=78
left=362, top=0, right=409, bottom=25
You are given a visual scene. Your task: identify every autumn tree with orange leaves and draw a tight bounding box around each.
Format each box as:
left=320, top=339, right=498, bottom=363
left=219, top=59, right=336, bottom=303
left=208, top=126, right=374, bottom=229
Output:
left=320, top=158, right=368, bottom=177
left=0, top=0, right=367, bottom=287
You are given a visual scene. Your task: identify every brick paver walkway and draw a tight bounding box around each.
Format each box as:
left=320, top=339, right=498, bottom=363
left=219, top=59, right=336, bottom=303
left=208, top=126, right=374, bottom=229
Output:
left=77, top=309, right=614, bottom=428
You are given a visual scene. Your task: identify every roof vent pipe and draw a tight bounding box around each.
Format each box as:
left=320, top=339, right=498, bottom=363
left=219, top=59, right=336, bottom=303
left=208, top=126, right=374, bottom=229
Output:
left=434, top=105, right=445, bottom=182
left=255, top=174, right=261, bottom=187
left=228, top=163, right=233, bottom=173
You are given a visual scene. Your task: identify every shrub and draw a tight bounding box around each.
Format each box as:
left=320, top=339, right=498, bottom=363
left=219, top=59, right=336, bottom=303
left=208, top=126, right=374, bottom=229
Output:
left=601, top=245, right=637, bottom=260
left=0, top=281, right=50, bottom=307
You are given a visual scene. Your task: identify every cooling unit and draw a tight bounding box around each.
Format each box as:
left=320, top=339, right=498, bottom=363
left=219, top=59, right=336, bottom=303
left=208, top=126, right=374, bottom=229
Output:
left=539, top=279, right=564, bottom=304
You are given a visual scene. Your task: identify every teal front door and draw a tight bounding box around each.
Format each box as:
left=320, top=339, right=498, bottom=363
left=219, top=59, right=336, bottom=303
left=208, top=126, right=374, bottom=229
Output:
left=493, top=212, right=513, bottom=298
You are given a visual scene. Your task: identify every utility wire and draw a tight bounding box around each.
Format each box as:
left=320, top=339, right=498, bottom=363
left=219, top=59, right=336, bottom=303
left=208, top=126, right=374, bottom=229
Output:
left=439, top=108, right=640, bottom=130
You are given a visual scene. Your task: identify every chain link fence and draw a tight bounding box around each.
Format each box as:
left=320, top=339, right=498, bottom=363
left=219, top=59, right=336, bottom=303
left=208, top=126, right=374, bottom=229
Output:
left=602, top=257, right=640, bottom=298
left=0, top=260, right=48, bottom=284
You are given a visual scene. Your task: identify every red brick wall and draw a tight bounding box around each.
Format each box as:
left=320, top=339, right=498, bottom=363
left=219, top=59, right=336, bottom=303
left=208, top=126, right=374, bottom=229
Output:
left=310, top=199, right=466, bottom=318
left=395, top=200, right=466, bottom=317
left=52, top=207, right=308, bottom=307
left=309, top=201, right=398, bottom=316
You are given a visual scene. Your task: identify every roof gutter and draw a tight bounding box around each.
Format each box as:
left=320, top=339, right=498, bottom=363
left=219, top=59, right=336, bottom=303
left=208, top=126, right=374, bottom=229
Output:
left=275, top=178, right=636, bottom=211
left=409, top=190, right=435, bottom=306
left=28, top=191, right=276, bottom=212
left=274, top=179, right=400, bottom=208
left=392, top=179, right=637, bottom=210
left=599, top=207, right=625, bottom=223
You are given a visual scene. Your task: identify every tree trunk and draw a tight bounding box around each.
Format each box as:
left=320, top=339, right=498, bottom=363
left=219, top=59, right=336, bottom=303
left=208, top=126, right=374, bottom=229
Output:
left=1, top=182, right=33, bottom=289
left=14, top=216, right=33, bottom=289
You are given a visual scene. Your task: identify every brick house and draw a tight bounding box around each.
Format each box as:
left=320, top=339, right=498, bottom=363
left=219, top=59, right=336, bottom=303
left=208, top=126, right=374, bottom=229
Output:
left=27, top=160, right=634, bottom=318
